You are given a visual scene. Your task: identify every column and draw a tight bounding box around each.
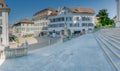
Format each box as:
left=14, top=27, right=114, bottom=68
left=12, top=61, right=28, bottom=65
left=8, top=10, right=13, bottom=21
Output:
left=116, top=0, right=120, bottom=27
left=2, top=11, right=9, bottom=46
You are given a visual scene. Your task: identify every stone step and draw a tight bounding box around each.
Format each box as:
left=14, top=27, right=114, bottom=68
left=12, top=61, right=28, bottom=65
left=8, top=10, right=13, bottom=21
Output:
left=96, top=32, right=120, bottom=49
left=95, top=35, right=120, bottom=71
left=102, top=32, right=120, bottom=38
left=101, top=34, right=120, bottom=48
left=98, top=31, right=120, bottom=41
left=98, top=34, right=120, bottom=58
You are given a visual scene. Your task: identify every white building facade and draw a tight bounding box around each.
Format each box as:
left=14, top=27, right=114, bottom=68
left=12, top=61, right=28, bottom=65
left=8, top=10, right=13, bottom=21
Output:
left=48, top=7, right=95, bottom=36
left=13, top=18, right=34, bottom=37
left=33, top=8, right=57, bottom=36
left=0, top=0, right=10, bottom=46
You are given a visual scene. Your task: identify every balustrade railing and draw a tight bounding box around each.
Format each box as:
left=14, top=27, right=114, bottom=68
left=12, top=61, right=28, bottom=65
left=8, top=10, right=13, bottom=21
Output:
left=0, top=44, right=28, bottom=59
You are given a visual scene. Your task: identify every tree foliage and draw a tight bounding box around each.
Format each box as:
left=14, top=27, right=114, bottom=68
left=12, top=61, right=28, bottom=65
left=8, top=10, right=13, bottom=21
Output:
left=96, top=9, right=114, bottom=27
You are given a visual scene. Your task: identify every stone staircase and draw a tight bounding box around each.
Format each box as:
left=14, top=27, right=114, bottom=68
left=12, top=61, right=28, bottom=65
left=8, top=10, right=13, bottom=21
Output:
left=94, top=28, right=120, bottom=71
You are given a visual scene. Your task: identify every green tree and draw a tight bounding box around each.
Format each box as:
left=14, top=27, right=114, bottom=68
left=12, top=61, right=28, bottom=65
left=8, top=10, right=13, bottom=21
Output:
left=96, top=9, right=114, bottom=27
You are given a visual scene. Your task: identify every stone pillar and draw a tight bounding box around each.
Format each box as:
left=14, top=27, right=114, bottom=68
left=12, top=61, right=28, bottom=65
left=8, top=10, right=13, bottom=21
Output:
left=2, top=11, right=9, bottom=46
left=0, top=0, right=10, bottom=47
left=116, top=0, right=120, bottom=27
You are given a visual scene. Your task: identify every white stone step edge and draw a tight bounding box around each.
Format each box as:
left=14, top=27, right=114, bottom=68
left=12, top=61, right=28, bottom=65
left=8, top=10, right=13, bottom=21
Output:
left=100, top=30, right=120, bottom=35
left=100, top=34, right=120, bottom=50
left=100, top=32, right=120, bottom=40
left=95, top=35, right=120, bottom=71
left=97, top=34, right=120, bottom=59
left=95, top=31, right=120, bottom=49
left=96, top=31, right=120, bottom=43
left=102, top=32, right=120, bottom=39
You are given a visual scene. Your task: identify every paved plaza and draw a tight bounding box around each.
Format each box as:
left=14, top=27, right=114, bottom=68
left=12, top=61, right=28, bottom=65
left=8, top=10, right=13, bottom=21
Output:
left=0, top=33, right=115, bottom=71
left=27, top=36, right=61, bottom=51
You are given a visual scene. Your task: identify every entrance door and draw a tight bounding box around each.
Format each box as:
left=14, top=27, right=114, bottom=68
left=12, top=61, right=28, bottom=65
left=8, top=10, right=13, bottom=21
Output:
left=61, top=30, right=64, bottom=36
left=67, top=29, right=71, bottom=36
left=82, top=29, right=86, bottom=34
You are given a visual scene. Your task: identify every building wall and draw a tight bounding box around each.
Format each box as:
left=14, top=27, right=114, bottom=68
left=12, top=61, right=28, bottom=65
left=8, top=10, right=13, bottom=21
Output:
left=0, top=11, right=9, bottom=46
left=33, top=17, right=49, bottom=36
left=13, top=23, right=34, bottom=36
left=48, top=10, right=95, bottom=35
left=21, top=23, right=34, bottom=36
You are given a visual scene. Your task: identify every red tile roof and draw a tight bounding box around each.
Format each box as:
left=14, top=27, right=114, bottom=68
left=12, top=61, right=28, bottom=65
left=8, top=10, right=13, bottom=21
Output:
left=19, top=18, right=34, bottom=24
left=33, top=6, right=95, bottom=18
left=14, top=18, right=34, bottom=26
left=69, top=7, right=95, bottom=14
left=33, top=7, right=57, bottom=18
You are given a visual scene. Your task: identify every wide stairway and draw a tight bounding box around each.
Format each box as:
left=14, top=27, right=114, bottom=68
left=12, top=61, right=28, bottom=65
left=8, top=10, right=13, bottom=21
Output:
left=95, top=28, right=120, bottom=71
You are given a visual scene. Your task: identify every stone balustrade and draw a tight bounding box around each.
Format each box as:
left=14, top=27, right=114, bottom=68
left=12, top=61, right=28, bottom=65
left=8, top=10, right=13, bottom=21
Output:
left=0, top=47, right=28, bottom=59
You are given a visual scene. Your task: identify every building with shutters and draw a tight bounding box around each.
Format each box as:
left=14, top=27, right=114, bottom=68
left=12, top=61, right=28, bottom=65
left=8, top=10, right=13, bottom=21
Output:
left=48, top=7, right=95, bottom=36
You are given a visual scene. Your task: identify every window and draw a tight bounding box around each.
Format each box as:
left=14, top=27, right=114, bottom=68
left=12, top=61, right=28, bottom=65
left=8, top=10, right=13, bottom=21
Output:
left=77, top=23, right=79, bottom=27
left=73, top=17, right=78, bottom=21
left=22, top=24, right=24, bottom=26
left=61, top=17, right=65, bottom=21
left=0, top=12, right=2, bottom=17
left=76, top=17, right=79, bottom=21
left=59, top=23, right=64, bottom=27
left=50, top=17, right=65, bottom=23
left=70, top=23, right=73, bottom=27
left=74, top=23, right=77, bottom=27
left=66, top=17, right=72, bottom=21
left=82, top=23, right=87, bottom=27
left=88, top=23, right=94, bottom=26
left=82, top=17, right=85, bottom=21
left=0, top=4, right=2, bottom=8
left=82, top=16, right=91, bottom=21
left=87, top=17, right=90, bottom=21
left=74, top=23, right=79, bottom=27
left=53, top=19, right=55, bottom=22
left=0, top=26, right=2, bottom=34
left=0, top=19, right=2, bottom=25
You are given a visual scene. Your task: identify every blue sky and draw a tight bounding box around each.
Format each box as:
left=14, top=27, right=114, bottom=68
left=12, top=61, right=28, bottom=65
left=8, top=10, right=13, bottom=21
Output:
left=4, top=0, right=116, bottom=24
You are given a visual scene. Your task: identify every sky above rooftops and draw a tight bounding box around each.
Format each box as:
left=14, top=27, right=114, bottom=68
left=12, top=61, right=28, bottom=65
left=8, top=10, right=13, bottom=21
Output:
left=4, top=0, right=116, bottom=24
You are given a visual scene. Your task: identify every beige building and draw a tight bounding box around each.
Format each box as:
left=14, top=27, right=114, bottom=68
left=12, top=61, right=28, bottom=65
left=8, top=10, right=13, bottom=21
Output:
left=13, top=18, right=34, bottom=37
left=94, top=17, right=99, bottom=24
left=32, top=7, right=57, bottom=36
